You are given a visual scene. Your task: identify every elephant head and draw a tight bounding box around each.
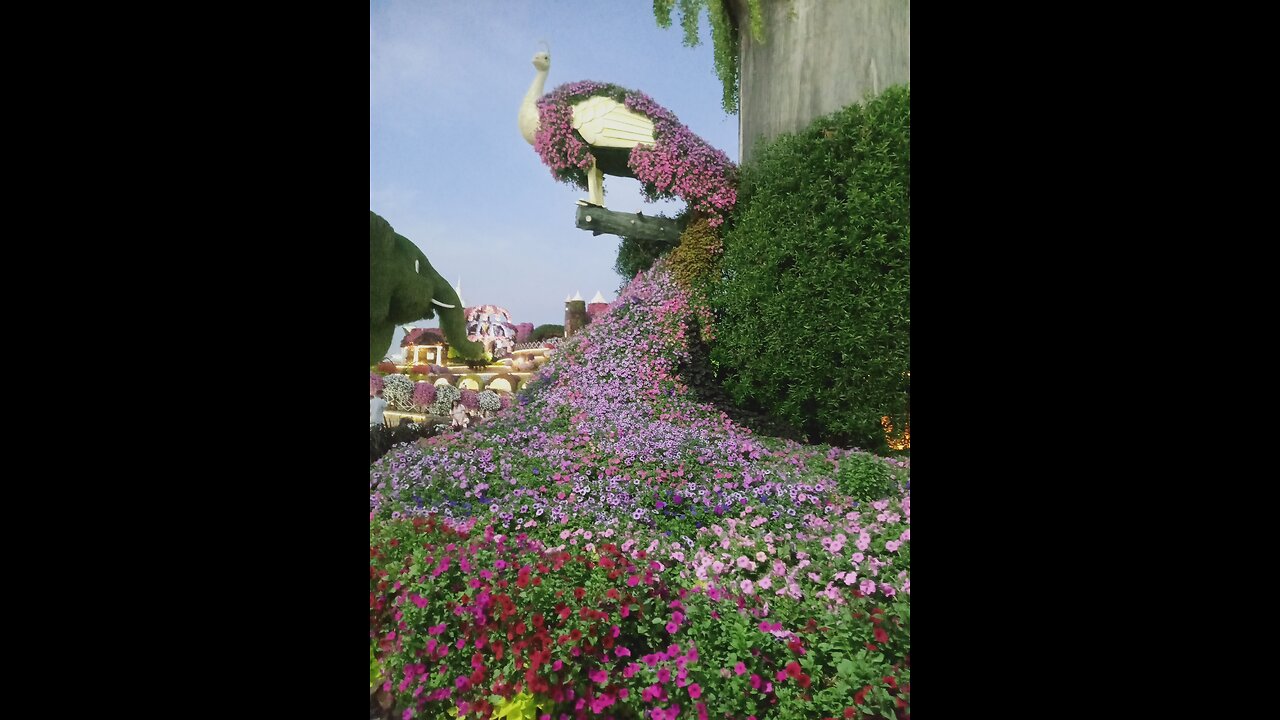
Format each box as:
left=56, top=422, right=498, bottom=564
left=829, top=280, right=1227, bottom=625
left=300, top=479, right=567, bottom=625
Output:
left=370, top=211, right=486, bottom=366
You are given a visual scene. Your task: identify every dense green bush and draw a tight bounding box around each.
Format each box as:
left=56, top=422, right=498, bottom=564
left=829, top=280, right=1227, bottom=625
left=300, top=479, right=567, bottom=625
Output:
left=369, top=421, right=442, bottom=464
left=836, top=452, right=900, bottom=504
left=709, top=86, right=910, bottom=452
left=668, top=215, right=722, bottom=292
left=613, top=210, right=688, bottom=284
left=530, top=324, right=564, bottom=341
left=614, top=233, right=679, bottom=281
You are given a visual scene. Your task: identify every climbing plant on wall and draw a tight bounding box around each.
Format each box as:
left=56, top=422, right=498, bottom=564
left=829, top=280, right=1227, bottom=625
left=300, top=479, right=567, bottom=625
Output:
left=653, top=0, right=766, bottom=114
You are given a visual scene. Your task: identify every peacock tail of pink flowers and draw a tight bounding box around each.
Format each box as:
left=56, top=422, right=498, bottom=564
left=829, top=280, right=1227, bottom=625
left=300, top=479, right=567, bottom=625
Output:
left=534, top=82, right=737, bottom=226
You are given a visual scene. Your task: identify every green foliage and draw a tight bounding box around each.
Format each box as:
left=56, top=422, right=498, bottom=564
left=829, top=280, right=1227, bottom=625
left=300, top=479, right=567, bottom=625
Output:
left=447, top=346, right=493, bottom=369
left=668, top=215, right=722, bottom=291
left=835, top=452, right=899, bottom=504
left=530, top=324, right=564, bottom=342
left=653, top=0, right=765, bottom=114
left=710, top=86, right=910, bottom=452
left=614, top=210, right=689, bottom=285
left=369, top=422, right=441, bottom=464
left=614, top=233, right=679, bottom=282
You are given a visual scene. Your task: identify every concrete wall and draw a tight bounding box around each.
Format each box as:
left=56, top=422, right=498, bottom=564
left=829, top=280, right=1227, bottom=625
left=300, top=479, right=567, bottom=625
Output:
left=734, top=0, right=910, bottom=163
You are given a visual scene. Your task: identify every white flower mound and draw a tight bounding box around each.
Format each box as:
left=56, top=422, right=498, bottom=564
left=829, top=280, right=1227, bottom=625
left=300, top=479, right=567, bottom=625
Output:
left=477, top=390, right=501, bottom=412
left=382, top=374, right=414, bottom=410
left=429, top=384, right=462, bottom=415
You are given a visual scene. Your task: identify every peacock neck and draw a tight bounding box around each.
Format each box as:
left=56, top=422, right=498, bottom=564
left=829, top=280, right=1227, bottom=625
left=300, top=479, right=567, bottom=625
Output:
left=519, top=69, right=549, bottom=144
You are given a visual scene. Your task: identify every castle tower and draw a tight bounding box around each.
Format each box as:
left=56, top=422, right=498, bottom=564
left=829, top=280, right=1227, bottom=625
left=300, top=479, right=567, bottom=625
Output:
left=586, top=290, right=609, bottom=320
left=564, top=290, right=587, bottom=337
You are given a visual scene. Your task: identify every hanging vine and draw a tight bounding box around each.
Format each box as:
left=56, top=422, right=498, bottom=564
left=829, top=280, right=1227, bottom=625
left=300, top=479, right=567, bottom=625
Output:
left=653, top=0, right=766, bottom=114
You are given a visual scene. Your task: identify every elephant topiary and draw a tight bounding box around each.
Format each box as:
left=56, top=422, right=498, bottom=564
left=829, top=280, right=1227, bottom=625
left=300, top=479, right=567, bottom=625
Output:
left=370, top=211, right=485, bottom=366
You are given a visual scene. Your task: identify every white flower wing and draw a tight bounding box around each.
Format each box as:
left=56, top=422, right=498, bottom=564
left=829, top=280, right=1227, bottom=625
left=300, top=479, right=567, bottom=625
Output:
left=571, top=96, right=655, bottom=148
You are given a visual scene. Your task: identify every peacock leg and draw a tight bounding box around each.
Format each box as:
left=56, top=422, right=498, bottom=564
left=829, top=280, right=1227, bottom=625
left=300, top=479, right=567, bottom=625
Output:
left=588, top=159, right=604, bottom=206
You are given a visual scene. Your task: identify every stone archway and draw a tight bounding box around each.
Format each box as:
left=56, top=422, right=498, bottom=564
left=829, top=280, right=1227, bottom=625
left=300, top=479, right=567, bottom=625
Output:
left=485, top=372, right=521, bottom=393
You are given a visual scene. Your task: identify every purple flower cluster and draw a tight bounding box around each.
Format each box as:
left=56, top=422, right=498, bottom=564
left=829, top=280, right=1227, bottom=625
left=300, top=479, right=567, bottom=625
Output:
left=370, top=372, right=384, bottom=397
left=534, top=81, right=737, bottom=226
left=370, top=261, right=911, bottom=601
left=411, top=381, right=436, bottom=409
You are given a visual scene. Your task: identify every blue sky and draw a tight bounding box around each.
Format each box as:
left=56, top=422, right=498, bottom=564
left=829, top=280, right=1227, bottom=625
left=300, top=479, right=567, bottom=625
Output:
left=371, top=0, right=739, bottom=349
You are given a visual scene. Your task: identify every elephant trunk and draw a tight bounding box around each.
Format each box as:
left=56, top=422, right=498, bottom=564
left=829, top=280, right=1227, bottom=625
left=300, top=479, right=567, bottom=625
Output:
left=433, top=283, right=486, bottom=361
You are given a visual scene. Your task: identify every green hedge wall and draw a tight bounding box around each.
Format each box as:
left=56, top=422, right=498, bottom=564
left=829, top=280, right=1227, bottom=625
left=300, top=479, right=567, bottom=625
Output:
left=530, top=324, right=565, bottom=342
left=708, top=86, right=910, bottom=452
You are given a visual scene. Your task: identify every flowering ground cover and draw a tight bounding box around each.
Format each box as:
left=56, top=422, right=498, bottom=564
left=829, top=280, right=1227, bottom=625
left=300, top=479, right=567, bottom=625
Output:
left=371, top=261, right=910, bottom=719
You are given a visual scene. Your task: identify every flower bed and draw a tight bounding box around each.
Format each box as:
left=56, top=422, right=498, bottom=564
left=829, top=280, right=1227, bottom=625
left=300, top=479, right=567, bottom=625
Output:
left=370, top=260, right=909, bottom=719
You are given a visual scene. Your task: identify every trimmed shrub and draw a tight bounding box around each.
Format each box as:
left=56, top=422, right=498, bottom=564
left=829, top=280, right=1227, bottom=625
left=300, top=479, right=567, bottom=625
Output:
left=375, top=361, right=398, bottom=374
left=530, top=324, right=564, bottom=342
left=710, top=86, right=910, bottom=451
left=410, top=364, right=432, bottom=376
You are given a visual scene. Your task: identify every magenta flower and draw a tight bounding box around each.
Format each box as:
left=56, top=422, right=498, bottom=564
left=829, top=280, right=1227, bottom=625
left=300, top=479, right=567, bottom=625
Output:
left=534, top=81, right=737, bottom=226
left=589, top=669, right=608, bottom=684
left=734, top=661, right=746, bottom=675
left=688, top=683, right=702, bottom=699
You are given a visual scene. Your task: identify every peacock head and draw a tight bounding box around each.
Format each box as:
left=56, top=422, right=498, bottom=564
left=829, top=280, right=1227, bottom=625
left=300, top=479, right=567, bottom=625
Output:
left=532, top=50, right=549, bottom=72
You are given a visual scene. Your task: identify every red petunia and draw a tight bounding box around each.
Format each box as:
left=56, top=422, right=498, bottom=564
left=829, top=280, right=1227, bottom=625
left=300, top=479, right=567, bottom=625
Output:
left=785, top=661, right=802, bottom=679
left=874, top=627, right=889, bottom=644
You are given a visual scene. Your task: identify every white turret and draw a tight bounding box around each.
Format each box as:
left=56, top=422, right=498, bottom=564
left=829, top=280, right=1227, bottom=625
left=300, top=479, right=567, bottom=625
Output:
left=590, top=290, right=607, bottom=304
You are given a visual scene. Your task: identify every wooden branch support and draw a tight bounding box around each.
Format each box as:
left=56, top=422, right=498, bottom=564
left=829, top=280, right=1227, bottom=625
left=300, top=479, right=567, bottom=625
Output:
left=575, top=203, right=680, bottom=243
